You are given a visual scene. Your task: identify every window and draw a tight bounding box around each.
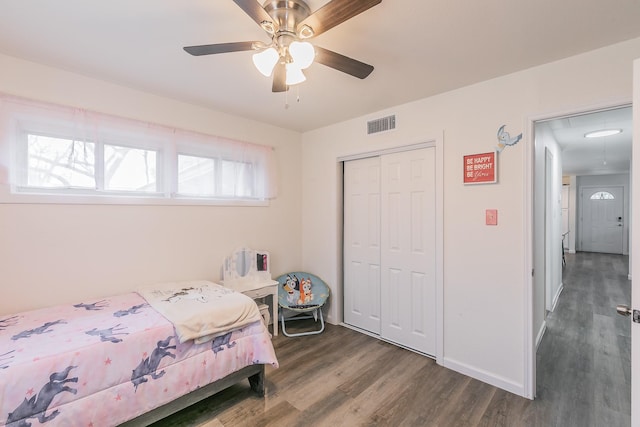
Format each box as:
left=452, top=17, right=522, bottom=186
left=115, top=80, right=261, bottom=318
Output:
left=21, top=134, right=160, bottom=194
left=25, top=133, right=95, bottom=189
left=220, top=160, right=254, bottom=198
left=104, top=144, right=159, bottom=193
left=176, top=156, right=257, bottom=198
left=590, top=191, right=615, bottom=200
left=0, top=94, right=276, bottom=204
left=177, top=154, right=215, bottom=197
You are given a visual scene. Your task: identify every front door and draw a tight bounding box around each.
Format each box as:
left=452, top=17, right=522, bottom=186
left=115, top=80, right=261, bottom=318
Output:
left=580, top=185, right=624, bottom=254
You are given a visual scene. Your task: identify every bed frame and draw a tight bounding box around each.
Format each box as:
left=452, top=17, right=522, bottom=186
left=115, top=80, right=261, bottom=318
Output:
left=119, top=364, right=265, bottom=426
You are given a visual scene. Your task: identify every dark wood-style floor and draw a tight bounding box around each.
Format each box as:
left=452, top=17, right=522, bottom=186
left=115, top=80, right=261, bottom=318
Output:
left=149, top=252, right=631, bottom=427
left=535, top=252, right=631, bottom=426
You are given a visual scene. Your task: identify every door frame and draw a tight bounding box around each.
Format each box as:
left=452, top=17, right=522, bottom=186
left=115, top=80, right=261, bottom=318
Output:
left=524, top=98, right=632, bottom=399
left=338, top=137, right=444, bottom=365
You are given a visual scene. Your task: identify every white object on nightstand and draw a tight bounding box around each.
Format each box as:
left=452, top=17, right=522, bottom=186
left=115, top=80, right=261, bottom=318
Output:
left=221, top=248, right=279, bottom=337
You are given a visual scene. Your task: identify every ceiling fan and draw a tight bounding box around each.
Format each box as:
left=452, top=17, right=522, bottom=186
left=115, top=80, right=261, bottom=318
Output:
left=183, top=0, right=382, bottom=92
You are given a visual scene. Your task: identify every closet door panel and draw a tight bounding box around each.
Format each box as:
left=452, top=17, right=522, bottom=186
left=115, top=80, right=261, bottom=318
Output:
left=343, top=157, right=381, bottom=334
left=410, top=271, right=427, bottom=335
left=386, top=267, right=403, bottom=330
left=380, top=148, right=436, bottom=355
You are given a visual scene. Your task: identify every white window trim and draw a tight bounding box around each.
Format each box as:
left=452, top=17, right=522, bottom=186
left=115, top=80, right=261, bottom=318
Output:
left=0, top=187, right=269, bottom=206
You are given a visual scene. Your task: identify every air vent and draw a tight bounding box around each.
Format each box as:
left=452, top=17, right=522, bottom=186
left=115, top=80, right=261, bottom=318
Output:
left=367, top=115, right=396, bottom=135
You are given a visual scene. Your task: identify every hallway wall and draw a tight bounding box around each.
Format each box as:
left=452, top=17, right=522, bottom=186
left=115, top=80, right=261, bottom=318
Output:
left=533, top=123, right=563, bottom=343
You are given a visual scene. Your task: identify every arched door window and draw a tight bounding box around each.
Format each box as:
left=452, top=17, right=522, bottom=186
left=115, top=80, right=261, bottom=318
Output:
left=590, top=191, right=615, bottom=200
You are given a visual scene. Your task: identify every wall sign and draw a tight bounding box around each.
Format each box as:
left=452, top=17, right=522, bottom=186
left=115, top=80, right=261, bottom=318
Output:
left=463, top=151, right=497, bottom=184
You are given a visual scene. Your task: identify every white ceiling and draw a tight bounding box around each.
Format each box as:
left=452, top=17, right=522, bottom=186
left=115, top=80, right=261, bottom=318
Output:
left=1, top=1, right=640, bottom=133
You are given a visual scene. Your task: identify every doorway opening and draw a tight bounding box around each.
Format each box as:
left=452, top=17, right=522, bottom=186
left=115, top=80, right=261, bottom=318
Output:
left=531, top=105, right=632, bottom=421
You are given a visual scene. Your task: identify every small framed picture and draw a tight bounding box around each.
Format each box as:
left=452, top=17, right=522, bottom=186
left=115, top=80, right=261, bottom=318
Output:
left=463, top=151, right=497, bottom=184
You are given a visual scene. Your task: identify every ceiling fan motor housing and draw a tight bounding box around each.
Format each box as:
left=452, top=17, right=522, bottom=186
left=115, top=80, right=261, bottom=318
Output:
left=263, top=0, right=311, bottom=37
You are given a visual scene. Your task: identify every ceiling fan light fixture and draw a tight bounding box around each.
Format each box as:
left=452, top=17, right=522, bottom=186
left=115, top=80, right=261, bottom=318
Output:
left=298, top=24, right=314, bottom=39
left=260, top=20, right=276, bottom=35
left=289, top=41, right=315, bottom=69
left=285, top=63, right=306, bottom=85
left=584, top=129, right=622, bottom=138
left=252, top=47, right=279, bottom=77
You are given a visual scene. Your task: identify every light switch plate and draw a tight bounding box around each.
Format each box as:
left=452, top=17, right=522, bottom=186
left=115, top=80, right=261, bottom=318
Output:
left=486, top=209, right=498, bottom=226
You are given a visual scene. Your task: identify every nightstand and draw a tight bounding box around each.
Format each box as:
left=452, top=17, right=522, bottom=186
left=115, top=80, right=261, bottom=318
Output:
left=232, top=279, right=279, bottom=337
left=221, top=248, right=279, bottom=337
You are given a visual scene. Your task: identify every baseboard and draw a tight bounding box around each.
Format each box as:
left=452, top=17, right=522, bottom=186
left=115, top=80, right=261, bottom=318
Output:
left=550, top=283, right=564, bottom=312
left=443, top=357, right=524, bottom=397
left=341, top=324, right=525, bottom=397
left=568, top=250, right=576, bottom=254
left=535, top=321, right=547, bottom=350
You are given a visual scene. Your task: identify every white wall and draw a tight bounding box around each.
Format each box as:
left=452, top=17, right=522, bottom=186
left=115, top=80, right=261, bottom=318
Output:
left=562, top=184, right=569, bottom=237
left=568, top=175, right=578, bottom=254
left=0, top=53, right=303, bottom=315
left=532, top=123, right=563, bottom=351
left=534, top=124, right=564, bottom=316
left=300, top=37, right=640, bottom=396
left=576, top=173, right=630, bottom=254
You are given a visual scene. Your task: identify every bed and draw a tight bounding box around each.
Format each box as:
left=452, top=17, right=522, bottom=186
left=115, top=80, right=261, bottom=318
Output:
left=0, top=281, right=278, bottom=427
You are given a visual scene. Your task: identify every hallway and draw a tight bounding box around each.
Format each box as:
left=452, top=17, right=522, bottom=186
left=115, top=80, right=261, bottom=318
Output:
left=536, top=251, right=631, bottom=426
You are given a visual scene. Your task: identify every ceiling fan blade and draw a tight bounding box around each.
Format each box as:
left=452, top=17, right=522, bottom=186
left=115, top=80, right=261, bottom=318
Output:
left=183, top=41, right=256, bottom=56
left=272, top=62, right=288, bottom=92
left=297, top=0, right=381, bottom=37
left=233, top=0, right=278, bottom=33
left=314, top=46, right=374, bottom=79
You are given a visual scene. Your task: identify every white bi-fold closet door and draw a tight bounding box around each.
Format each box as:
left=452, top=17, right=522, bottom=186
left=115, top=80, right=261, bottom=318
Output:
left=344, top=147, right=436, bottom=356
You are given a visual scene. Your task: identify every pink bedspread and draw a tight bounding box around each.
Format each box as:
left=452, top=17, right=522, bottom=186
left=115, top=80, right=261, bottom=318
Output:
left=0, top=293, right=278, bottom=427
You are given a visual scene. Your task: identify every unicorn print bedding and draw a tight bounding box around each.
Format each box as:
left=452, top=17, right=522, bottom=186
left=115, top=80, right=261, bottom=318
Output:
left=0, top=289, right=278, bottom=427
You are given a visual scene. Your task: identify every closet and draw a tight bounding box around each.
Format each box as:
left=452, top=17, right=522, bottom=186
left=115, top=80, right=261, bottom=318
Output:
left=343, top=147, right=436, bottom=356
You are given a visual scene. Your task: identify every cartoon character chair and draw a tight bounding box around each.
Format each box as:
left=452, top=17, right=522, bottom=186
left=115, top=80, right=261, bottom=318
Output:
left=276, top=272, right=330, bottom=337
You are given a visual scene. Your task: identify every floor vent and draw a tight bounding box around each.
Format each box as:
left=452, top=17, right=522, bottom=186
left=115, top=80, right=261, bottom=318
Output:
left=367, top=115, right=396, bottom=134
